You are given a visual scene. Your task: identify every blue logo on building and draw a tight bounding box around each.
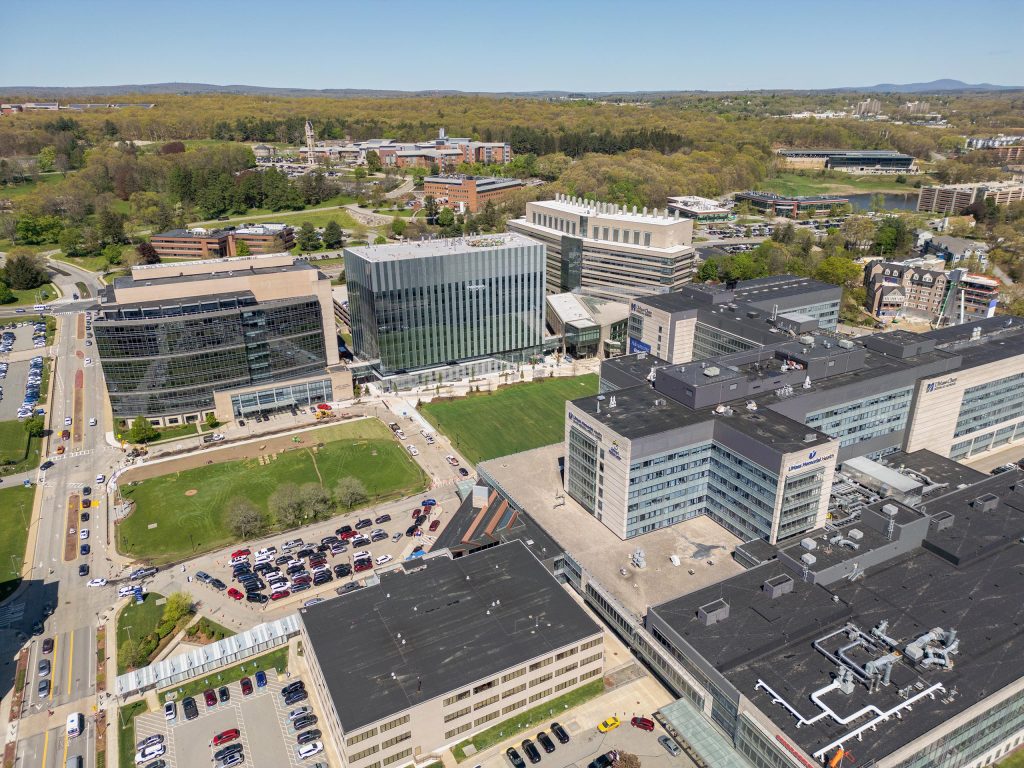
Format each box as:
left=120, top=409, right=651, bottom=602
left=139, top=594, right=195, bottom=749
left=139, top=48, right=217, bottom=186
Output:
left=808, top=450, right=817, bottom=460
left=629, top=338, right=651, bottom=355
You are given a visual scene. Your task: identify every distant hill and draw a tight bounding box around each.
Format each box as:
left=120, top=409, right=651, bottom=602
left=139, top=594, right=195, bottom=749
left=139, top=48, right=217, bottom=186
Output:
left=836, top=79, right=1020, bottom=93
left=1, top=80, right=1020, bottom=100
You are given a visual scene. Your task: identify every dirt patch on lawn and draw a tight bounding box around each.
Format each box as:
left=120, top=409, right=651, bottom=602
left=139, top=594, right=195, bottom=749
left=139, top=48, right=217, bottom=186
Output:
left=184, top=489, right=198, bottom=496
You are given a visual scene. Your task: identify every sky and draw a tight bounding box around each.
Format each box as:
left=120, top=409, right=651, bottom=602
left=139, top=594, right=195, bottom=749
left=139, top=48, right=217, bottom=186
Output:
left=3, top=0, right=1022, bottom=92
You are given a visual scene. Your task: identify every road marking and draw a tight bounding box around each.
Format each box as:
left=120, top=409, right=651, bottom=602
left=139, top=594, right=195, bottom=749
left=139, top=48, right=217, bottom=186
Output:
left=62, top=726, right=70, bottom=768
left=66, top=630, right=75, bottom=697
left=49, top=634, right=58, bottom=702
left=41, top=729, right=49, bottom=768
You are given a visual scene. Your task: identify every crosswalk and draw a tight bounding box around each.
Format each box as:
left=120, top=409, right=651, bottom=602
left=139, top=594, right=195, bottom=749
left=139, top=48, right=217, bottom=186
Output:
left=0, top=600, right=26, bottom=628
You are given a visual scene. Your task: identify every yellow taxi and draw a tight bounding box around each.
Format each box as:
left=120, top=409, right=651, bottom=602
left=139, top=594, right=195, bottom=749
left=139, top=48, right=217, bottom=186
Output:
left=597, top=717, right=621, bottom=733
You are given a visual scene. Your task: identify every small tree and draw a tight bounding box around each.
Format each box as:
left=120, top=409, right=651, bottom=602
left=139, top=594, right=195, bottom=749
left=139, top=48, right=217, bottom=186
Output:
left=162, top=591, right=193, bottom=625
left=135, top=241, right=161, bottom=265
left=322, top=220, right=344, bottom=249
left=270, top=482, right=305, bottom=528
left=0, top=282, right=14, bottom=304
left=365, top=150, right=382, bottom=174
left=227, top=498, right=267, bottom=539
left=390, top=216, right=407, bottom=238
left=2, top=249, right=48, bottom=290
left=234, top=240, right=251, bottom=257
left=334, top=477, right=368, bottom=509
left=205, top=413, right=219, bottom=429
left=297, top=222, right=321, bottom=251
left=127, top=417, right=159, bottom=443
left=23, top=415, right=46, bottom=437
left=353, top=166, right=368, bottom=181
left=300, top=483, right=333, bottom=520
left=373, top=235, right=388, bottom=245
left=118, top=637, right=149, bottom=671
left=102, top=243, right=123, bottom=266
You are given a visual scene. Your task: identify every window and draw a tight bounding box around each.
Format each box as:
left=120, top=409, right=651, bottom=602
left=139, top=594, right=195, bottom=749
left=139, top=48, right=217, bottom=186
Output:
left=503, top=700, right=527, bottom=715
left=555, top=647, right=578, bottom=661
left=556, top=662, right=579, bottom=677
left=475, top=711, right=500, bottom=727
left=554, top=677, right=579, bottom=692
left=473, top=679, right=497, bottom=695
left=444, top=707, right=471, bottom=723
left=381, top=732, right=411, bottom=750
left=380, top=714, right=409, bottom=732
left=503, top=684, right=527, bottom=699
left=383, top=748, right=413, bottom=767
left=581, top=637, right=602, bottom=651
left=444, top=691, right=471, bottom=707
left=501, top=668, right=526, bottom=683
left=529, top=657, right=553, bottom=672
left=474, top=695, right=499, bottom=711
left=347, top=728, right=379, bottom=747
left=445, top=723, right=472, bottom=740
left=580, top=653, right=603, bottom=667
left=580, top=667, right=603, bottom=681
left=530, top=673, right=553, bottom=687
left=529, top=688, right=553, bottom=703
left=350, top=745, right=380, bottom=762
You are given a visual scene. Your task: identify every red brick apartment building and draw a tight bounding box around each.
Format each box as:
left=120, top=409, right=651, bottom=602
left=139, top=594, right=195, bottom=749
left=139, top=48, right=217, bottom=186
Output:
left=150, top=226, right=295, bottom=259
left=423, top=175, right=525, bottom=213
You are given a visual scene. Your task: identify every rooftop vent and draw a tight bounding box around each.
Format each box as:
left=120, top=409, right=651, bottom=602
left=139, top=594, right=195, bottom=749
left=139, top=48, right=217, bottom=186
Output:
left=762, top=574, right=794, bottom=600
left=837, top=338, right=855, bottom=349
left=804, top=432, right=818, bottom=443
left=881, top=503, right=899, bottom=517
left=931, top=510, right=955, bottom=532
left=848, top=528, right=864, bottom=541
left=972, top=493, right=998, bottom=512
left=697, top=598, right=729, bottom=626
left=800, top=538, right=817, bottom=551
left=800, top=552, right=817, bottom=566
left=799, top=335, right=815, bottom=346
left=703, top=366, right=721, bottom=377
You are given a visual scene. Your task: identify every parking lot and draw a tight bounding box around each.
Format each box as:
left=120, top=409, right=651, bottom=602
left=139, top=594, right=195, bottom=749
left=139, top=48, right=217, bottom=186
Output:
left=196, top=497, right=450, bottom=612
left=134, top=675, right=315, bottom=768
left=0, top=360, right=32, bottom=420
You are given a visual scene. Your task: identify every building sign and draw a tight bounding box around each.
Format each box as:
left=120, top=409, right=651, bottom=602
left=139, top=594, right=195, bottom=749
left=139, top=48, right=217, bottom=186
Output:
left=787, top=450, right=835, bottom=473
left=630, top=303, right=653, bottom=318
left=926, top=377, right=958, bottom=393
left=774, top=735, right=816, bottom=768
left=568, top=411, right=603, bottom=442
left=629, top=338, right=651, bottom=354
left=609, top=440, right=623, bottom=461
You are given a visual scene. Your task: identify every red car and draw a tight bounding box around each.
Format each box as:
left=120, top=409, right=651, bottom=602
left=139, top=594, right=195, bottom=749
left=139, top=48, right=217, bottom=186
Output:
left=429, top=519, right=440, bottom=532
left=315, top=403, right=332, bottom=411
left=230, top=548, right=251, bottom=559
left=354, top=560, right=373, bottom=573
left=338, top=530, right=357, bottom=541
left=270, top=590, right=290, bottom=601
left=227, top=587, right=244, bottom=601
left=411, top=508, right=421, bottom=518
left=630, top=717, right=655, bottom=732
left=240, top=677, right=253, bottom=696
left=203, top=689, right=217, bottom=707
left=212, top=728, right=240, bottom=746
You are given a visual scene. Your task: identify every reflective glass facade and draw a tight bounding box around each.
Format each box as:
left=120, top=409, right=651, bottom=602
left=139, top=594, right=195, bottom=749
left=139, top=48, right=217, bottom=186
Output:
left=230, top=378, right=333, bottom=417
left=805, top=386, right=914, bottom=448
left=955, top=371, right=1024, bottom=438
left=95, top=294, right=328, bottom=418
left=346, top=239, right=545, bottom=376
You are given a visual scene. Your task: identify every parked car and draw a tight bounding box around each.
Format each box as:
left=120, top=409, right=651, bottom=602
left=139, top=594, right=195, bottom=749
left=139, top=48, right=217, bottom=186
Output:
left=297, top=729, right=322, bottom=745
left=164, top=701, right=176, bottom=721
left=136, top=735, right=164, bottom=750
left=211, top=728, right=239, bottom=746
left=506, top=748, right=526, bottom=768
left=218, top=686, right=230, bottom=703
left=285, top=689, right=308, bottom=705
left=203, top=689, right=217, bottom=707
left=214, top=744, right=244, bottom=762
left=521, top=739, right=542, bottom=764
left=291, top=715, right=318, bottom=731
left=240, top=677, right=253, bottom=696
left=182, top=697, right=199, bottom=720
left=658, top=736, right=681, bottom=757
left=134, top=744, right=166, bottom=764
left=255, top=670, right=267, bottom=687
left=536, top=732, right=556, bottom=753
left=630, top=716, right=655, bottom=732
left=587, top=751, right=620, bottom=768
left=297, top=742, right=324, bottom=760
left=597, top=717, right=620, bottom=733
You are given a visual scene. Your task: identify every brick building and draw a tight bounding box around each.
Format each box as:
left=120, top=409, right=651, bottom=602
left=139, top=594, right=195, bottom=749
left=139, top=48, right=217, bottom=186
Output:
left=422, top=175, right=525, bottom=213
left=149, top=225, right=294, bottom=259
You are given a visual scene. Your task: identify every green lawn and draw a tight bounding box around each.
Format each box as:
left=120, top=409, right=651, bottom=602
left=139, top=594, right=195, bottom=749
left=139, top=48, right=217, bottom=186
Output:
left=116, top=421, right=198, bottom=444
left=420, top=374, right=599, bottom=464
left=188, top=195, right=358, bottom=229
left=118, top=419, right=428, bottom=563
left=117, top=701, right=147, bottom=768
left=116, top=593, right=166, bottom=673
left=0, top=174, right=64, bottom=199
left=7, top=282, right=58, bottom=307
left=452, top=680, right=605, bottom=762
left=184, top=616, right=234, bottom=644
left=759, top=172, right=929, bottom=197
left=50, top=251, right=113, bottom=273
left=998, top=749, right=1024, bottom=767
left=0, top=419, right=42, bottom=477
left=159, top=646, right=289, bottom=704
left=0, top=485, right=34, bottom=601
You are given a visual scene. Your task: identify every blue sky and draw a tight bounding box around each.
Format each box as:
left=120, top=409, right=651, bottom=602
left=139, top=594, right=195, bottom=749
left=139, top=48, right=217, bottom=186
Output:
left=3, top=0, right=1021, bottom=91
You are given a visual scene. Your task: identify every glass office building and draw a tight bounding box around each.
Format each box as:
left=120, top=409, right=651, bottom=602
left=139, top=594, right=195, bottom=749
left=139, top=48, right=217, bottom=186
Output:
left=345, top=234, right=545, bottom=376
left=95, top=292, right=328, bottom=419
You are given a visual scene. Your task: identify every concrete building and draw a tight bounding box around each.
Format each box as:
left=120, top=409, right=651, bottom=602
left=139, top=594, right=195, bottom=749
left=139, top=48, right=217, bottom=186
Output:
left=924, top=234, right=991, bottom=268
left=508, top=194, right=697, bottom=302
left=734, top=191, right=850, bottom=218
left=93, top=253, right=349, bottom=425
left=854, top=98, right=882, bottom=116
left=149, top=225, right=294, bottom=259
left=422, top=175, right=525, bottom=213
left=864, top=259, right=998, bottom=324
left=666, top=195, right=733, bottom=223
left=917, top=180, right=1024, bottom=214
left=344, top=233, right=545, bottom=387
left=545, top=292, right=629, bottom=359
left=777, top=149, right=917, bottom=174
left=300, top=541, right=603, bottom=768
left=625, top=276, right=843, bottom=361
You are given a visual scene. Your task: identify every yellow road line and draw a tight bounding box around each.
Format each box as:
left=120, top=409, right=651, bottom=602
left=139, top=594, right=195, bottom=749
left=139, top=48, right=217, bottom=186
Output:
left=49, top=635, right=57, bottom=702
left=66, top=630, right=74, bottom=697
left=40, top=729, right=49, bottom=768
left=61, top=725, right=70, bottom=768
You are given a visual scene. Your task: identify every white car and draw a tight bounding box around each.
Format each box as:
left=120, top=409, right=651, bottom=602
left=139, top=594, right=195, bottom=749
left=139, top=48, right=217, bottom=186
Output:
left=406, top=444, right=419, bottom=456
left=88, top=417, right=97, bottom=426
left=352, top=551, right=371, bottom=561
left=164, top=701, right=176, bottom=721
left=395, top=430, right=407, bottom=440
left=297, top=742, right=324, bottom=760
left=118, top=585, right=137, bottom=597
left=64, top=417, right=72, bottom=426
left=84, top=357, right=93, bottom=365
left=445, top=455, right=459, bottom=466
left=87, top=578, right=107, bottom=588
left=375, top=555, right=393, bottom=566
left=80, top=529, right=90, bottom=540
left=211, top=433, right=225, bottom=442
left=135, top=743, right=166, bottom=764
left=229, top=554, right=249, bottom=566
left=95, top=474, right=106, bottom=484
left=256, top=547, right=277, bottom=557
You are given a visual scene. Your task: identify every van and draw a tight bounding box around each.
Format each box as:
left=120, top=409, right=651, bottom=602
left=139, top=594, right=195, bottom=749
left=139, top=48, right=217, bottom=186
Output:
left=65, top=756, right=83, bottom=768
left=67, top=712, right=84, bottom=738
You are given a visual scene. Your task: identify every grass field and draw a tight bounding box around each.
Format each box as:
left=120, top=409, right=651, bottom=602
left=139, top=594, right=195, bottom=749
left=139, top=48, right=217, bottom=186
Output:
left=49, top=251, right=115, bottom=273
left=420, top=374, right=599, bottom=464
left=117, top=701, right=147, bottom=768
left=116, top=592, right=166, bottom=673
left=759, top=172, right=928, bottom=197
left=998, top=749, right=1024, bottom=767
left=7, top=282, right=58, bottom=307
left=0, top=418, right=42, bottom=477
left=188, top=194, right=359, bottom=229
left=0, top=485, right=33, bottom=601
left=117, top=420, right=428, bottom=563
left=0, top=174, right=64, bottom=199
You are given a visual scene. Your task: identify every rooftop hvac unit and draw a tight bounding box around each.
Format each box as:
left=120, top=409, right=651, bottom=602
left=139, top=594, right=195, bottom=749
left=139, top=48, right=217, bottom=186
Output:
left=746, top=401, right=758, bottom=411
left=848, top=528, right=864, bottom=541
left=837, top=338, right=855, bottom=349
left=799, top=335, right=815, bottom=346
left=881, top=503, right=899, bottom=516
left=800, top=553, right=817, bottom=566
left=800, top=538, right=817, bottom=551
left=703, top=366, right=720, bottom=377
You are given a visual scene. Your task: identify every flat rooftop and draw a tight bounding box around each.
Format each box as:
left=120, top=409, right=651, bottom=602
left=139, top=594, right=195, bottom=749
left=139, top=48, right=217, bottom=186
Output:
left=880, top=449, right=987, bottom=490
left=479, top=444, right=744, bottom=618
left=110, top=260, right=317, bottom=292
left=300, top=541, right=600, bottom=733
left=531, top=197, right=686, bottom=227
left=344, top=231, right=540, bottom=263
left=651, top=471, right=1024, bottom=761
